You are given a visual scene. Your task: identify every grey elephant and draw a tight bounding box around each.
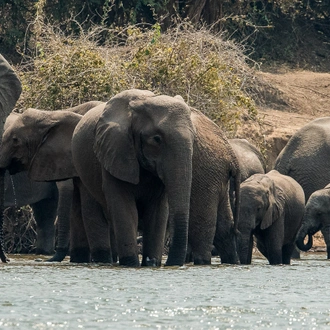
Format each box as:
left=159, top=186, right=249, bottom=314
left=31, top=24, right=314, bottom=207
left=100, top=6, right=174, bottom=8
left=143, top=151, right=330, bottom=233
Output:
left=0, top=101, right=105, bottom=261
left=210, top=138, right=266, bottom=257
left=69, top=89, right=240, bottom=267
left=296, top=184, right=330, bottom=258
left=237, top=170, right=305, bottom=265
left=274, top=117, right=330, bottom=254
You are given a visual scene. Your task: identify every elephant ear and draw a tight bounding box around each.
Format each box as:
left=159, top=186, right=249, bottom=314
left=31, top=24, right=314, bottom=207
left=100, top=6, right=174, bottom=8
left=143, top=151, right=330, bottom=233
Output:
left=94, top=89, right=154, bottom=184
left=260, top=181, right=285, bottom=230
left=0, top=55, right=22, bottom=131
left=29, top=110, right=83, bottom=181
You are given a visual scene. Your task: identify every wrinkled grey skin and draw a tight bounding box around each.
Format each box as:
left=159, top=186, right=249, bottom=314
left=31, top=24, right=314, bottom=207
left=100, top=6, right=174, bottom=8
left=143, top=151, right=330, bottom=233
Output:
left=274, top=117, right=330, bottom=254
left=71, top=89, right=240, bottom=267
left=0, top=54, right=22, bottom=262
left=237, top=170, right=305, bottom=265
left=0, top=101, right=105, bottom=261
left=210, top=138, right=266, bottom=257
left=296, top=184, right=330, bottom=258
left=229, top=138, right=266, bottom=209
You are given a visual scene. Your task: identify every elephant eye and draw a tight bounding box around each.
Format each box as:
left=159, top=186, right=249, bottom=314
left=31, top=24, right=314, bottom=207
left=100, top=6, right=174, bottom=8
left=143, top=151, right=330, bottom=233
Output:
left=153, top=135, right=162, bottom=144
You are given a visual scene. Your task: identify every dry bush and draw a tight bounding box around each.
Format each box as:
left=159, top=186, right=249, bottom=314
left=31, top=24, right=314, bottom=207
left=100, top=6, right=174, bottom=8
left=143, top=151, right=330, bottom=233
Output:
left=3, top=206, right=37, bottom=254
left=16, top=18, right=265, bottom=138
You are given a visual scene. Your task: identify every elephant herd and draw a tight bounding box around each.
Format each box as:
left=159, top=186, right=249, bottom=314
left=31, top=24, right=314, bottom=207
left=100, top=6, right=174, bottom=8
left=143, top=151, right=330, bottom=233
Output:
left=1, top=54, right=330, bottom=267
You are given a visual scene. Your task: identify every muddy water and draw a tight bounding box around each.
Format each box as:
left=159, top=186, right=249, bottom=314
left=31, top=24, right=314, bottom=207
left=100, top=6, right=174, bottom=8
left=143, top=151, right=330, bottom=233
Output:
left=0, top=253, right=330, bottom=329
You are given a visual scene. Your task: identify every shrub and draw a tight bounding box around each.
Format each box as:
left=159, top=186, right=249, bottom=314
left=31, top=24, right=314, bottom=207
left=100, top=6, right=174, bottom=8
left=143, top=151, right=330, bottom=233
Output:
left=17, top=17, right=261, bottom=136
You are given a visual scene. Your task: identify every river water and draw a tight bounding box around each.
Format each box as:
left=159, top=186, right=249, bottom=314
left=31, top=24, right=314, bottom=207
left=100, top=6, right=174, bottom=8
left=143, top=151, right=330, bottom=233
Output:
left=0, top=253, right=329, bottom=329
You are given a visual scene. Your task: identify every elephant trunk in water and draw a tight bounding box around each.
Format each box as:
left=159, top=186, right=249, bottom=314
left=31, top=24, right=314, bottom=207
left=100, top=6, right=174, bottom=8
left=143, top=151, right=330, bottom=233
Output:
left=164, top=149, right=192, bottom=267
left=237, top=232, right=254, bottom=265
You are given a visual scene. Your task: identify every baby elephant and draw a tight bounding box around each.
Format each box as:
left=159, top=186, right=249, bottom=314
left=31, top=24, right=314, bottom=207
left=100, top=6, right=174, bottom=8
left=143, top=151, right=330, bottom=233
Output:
left=296, top=184, right=330, bottom=258
left=237, top=170, right=305, bottom=265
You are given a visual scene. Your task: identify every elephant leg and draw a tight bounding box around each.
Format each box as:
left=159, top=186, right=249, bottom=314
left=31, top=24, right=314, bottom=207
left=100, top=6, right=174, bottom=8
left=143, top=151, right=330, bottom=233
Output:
left=75, top=179, right=112, bottom=263
left=140, top=192, right=168, bottom=267
left=282, top=243, right=295, bottom=264
left=31, top=195, right=58, bottom=255
left=188, top=195, right=217, bottom=265
left=214, top=196, right=239, bottom=264
left=260, top=230, right=283, bottom=265
left=0, top=169, right=8, bottom=262
left=321, top=226, right=330, bottom=259
left=103, top=172, right=139, bottom=267
left=291, top=246, right=301, bottom=259
left=47, top=180, right=73, bottom=262
left=70, top=179, right=90, bottom=263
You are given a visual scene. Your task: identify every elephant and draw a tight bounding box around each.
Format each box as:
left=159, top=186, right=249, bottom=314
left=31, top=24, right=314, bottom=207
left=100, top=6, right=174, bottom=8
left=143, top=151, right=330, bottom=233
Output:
left=0, top=101, right=105, bottom=261
left=0, top=54, right=22, bottom=262
left=69, top=89, right=241, bottom=267
left=296, top=184, right=330, bottom=258
left=274, top=117, right=330, bottom=254
left=237, top=169, right=305, bottom=265
left=210, top=138, right=266, bottom=257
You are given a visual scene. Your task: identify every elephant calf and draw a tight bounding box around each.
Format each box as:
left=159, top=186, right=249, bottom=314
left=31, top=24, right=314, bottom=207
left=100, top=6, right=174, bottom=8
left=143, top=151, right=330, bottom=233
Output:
left=296, top=183, right=330, bottom=258
left=237, top=170, right=305, bottom=265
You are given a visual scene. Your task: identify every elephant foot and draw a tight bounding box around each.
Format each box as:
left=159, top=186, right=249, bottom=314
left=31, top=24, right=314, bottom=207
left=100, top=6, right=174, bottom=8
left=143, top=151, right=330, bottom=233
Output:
left=194, top=258, right=211, bottom=265
left=141, top=257, right=160, bottom=267
left=91, top=250, right=113, bottom=263
left=70, top=247, right=91, bottom=263
left=220, top=254, right=240, bottom=265
left=46, top=248, right=69, bottom=262
left=35, top=248, right=55, bottom=256
left=119, top=255, right=140, bottom=267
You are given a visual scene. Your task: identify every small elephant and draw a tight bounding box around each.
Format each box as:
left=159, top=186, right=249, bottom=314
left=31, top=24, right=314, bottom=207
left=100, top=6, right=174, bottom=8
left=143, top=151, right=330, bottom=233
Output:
left=237, top=170, right=305, bottom=265
left=211, top=138, right=266, bottom=257
left=296, top=184, right=330, bottom=258
left=0, top=102, right=105, bottom=261
left=71, top=89, right=240, bottom=267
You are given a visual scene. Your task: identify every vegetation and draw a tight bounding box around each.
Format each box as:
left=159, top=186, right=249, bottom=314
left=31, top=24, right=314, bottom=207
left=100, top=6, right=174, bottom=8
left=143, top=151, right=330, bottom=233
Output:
left=1, top=0, right=329, bottom=253
left=1, top=1, right=329, bottom=68
left=17, top=18, right=259, bottom=135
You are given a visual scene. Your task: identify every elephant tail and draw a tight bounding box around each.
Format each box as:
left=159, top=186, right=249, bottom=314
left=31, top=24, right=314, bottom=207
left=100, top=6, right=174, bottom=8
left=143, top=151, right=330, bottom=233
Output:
left=227, top=140, right=241, bottom=236
left=233, top=170, right=240, bottom=235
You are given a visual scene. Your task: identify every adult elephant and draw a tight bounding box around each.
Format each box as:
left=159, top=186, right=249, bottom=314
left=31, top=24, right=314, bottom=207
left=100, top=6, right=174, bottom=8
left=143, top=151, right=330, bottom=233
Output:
left=237, top=170, right=305, bottom=265
left=0, top=101, right=105, bottom=261
left=0, top=54, right=22, bottom=262
left=274, top=117, right=330, bottom=254
left=296, top=184, right=330, bottom=258
left=0, top=90, right=240, bottom=266
left=71, top=89, right=240, bottom=267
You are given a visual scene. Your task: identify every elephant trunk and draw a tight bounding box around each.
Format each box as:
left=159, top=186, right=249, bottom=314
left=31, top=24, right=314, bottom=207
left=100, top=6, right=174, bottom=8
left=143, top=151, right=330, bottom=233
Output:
left=296, top=233, right=313, bottom=251
left=237, top=228, right=254, bottom=264
left=164, top=151, right=192, bottom=267
left=0, top=168, right=8, bottom=262
left=295, top=210, right=321, bottom=252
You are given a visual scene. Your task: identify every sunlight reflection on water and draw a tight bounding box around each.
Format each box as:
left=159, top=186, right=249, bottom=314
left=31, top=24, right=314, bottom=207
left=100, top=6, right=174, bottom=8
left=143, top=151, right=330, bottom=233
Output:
left=0, top=253, right=329, bottom=329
